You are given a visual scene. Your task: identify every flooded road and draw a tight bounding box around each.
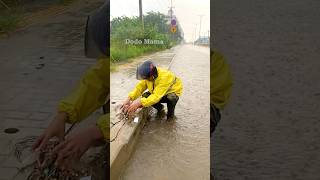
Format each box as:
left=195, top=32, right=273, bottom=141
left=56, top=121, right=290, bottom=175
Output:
left=113, top=44, right=210, bottom=180
left=212, top=0, right=320, bottom=179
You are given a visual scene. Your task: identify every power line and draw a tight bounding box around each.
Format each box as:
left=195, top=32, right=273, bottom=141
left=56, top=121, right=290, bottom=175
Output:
left=194, top=23, right=198, bottom=42
left=168, top=0, right=175, bottom=19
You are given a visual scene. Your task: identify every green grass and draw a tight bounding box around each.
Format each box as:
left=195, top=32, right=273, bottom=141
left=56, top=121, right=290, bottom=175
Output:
left=0, top=10, right=21, bottom=35
left=111, top=44, right=170, bottom=63
left=110, top=45, right=168, bottom=72
left=110, top=43, right=172, bottom=72
left=110, top=12, right=181, bottom=69
left=58, top=0, right=74, bottom=5
left=0, top=0, right=76, bottom=35
left=110, top=62, right=117, bottom=72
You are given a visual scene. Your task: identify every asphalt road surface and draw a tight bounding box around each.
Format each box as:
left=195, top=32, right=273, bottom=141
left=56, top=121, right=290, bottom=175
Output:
left=212, top=0, right=320, bottom=179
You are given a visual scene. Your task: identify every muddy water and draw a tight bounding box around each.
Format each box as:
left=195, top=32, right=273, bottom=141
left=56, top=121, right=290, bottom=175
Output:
left=113, top=45, right=210, bottom=180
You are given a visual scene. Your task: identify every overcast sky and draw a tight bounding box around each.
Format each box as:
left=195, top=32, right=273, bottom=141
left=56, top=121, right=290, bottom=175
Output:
left=111, top=0, right=210, bottom=42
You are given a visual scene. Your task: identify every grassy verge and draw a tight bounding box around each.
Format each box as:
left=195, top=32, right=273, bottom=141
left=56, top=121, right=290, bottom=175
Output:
left=0, top=9, right=22, bottom=36
left=111, top=43, right=170, bottom=62
left=0, top=0, right=76, bottom=36
left=58, top=0, right=75, bottom=6
left=110, top=44, right=171, bottom=72
left=110, top=12, right=182, bottom=67
left=110, top=62, right=117, bottom=72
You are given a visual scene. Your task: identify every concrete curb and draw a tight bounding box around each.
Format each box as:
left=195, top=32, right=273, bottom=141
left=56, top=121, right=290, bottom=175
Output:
left=110, top=107, right=150, bottom=180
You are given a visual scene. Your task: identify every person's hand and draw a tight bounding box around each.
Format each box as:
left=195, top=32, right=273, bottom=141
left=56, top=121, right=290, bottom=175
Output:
left=121, top=97, right=132, bottom=112
left=126, top=99, right=142, bottom=115
left=53, top=126, right=103, bottom=169
left=32, top=112, right=67, bottom=152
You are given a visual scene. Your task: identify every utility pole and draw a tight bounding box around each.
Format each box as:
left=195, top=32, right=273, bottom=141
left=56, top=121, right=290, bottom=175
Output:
left=139, top=0, right=144, bottom=31
left=194, top=24, right=198, bottom=44
left=198, top=15, right=204, bottom=39
left=168, top=0, right=175, bottom=40
left=169, top=0, right=175, bottom=20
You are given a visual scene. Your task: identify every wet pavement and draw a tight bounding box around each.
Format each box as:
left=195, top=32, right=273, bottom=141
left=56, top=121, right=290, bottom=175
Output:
left=212, top=0, right=320, bottom=179
left=0, top=0, right=105, bottom=179
left=111, top=44, right=210, bottom=180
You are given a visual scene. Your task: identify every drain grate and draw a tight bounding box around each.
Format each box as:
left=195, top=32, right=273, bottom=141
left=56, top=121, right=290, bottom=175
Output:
left=4, top=128, right=19, bottom=134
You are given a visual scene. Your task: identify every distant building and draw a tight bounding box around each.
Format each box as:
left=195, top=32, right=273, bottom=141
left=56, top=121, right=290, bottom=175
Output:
left=194, top=36, right=210, bottom=46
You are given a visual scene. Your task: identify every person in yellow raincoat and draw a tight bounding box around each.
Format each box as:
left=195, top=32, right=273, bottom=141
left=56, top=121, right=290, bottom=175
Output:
left=33, top=2, right=109, bottom=168
left=122, top=60, right=183, bottom=120
left=210, top=50, right=233, bottom=180
left=210, top=50, right=233, bottom=135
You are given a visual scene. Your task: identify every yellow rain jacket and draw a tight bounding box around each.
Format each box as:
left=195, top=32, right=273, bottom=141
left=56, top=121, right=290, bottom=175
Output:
left=58, top=58, right=109, bottom=140
left=211, top=50, right=233, bottom=109
left=128, top=67, right=183, bottom=107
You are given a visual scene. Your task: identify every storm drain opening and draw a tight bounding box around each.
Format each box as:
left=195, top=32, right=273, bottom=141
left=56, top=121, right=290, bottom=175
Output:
left=4, top=128, right=19, bottom=134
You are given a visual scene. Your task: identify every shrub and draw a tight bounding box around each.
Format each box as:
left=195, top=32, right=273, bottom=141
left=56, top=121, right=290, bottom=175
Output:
left=110, top=12, right=181, bottom=62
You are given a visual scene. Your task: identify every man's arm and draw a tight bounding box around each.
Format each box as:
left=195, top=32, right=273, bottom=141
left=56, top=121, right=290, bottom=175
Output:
left=58, top=58, right=109, bottom=124
left=128, top=80, right=147, bottom=101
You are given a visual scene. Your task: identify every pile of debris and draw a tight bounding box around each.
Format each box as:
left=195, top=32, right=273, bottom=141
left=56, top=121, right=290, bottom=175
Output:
left=28, top=141, right=90, bottom=180
left=14, top=137, right=91, bottom=180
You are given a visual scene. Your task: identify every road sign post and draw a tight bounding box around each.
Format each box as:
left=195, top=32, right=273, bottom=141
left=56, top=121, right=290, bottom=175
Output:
left=170, top=26, right=177, bottom=33
left=171, top=19, right=176, bottom=26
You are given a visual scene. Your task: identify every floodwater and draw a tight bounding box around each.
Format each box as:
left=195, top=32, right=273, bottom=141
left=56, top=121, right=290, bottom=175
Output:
left=112, top=45, right=210, bottom=180
left=212, top=0, right=320, bottom=179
